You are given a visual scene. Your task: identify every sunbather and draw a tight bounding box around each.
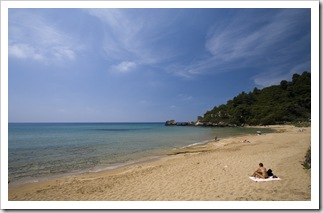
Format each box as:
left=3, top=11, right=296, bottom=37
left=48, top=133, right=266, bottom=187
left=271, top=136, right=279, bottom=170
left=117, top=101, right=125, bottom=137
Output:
left=252, top=163, right=268, bottom=179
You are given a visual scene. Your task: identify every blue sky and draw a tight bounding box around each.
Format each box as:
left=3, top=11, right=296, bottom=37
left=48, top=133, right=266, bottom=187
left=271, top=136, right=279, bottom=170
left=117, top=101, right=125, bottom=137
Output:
left=8, top=8, right=311, bottom=122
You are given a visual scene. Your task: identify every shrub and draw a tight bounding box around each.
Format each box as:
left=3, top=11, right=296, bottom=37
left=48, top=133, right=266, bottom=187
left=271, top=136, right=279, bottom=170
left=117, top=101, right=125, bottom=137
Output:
left=302, top=146, right=311, bottom=169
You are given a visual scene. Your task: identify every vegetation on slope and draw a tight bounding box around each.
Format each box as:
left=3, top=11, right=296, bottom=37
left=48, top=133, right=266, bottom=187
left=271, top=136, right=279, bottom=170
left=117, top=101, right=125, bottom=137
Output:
left=201, top=71, right=311, bottom=126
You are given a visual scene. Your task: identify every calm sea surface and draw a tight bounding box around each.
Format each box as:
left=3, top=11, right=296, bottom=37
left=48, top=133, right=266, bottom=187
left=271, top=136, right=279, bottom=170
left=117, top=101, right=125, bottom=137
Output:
left=8, top=123, right=273, bottom=184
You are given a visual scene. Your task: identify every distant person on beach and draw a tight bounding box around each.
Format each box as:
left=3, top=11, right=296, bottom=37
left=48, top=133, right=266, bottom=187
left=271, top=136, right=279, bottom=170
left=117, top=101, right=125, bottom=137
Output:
left=252, top=163, right=268, bottom=179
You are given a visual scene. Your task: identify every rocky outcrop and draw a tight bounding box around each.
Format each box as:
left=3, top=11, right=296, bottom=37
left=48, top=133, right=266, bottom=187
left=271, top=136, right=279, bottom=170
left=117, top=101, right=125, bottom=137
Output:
left=165, top=120, right=196, bottom=126
left=165, top=120, right=242, bottom=127
left=165, top=120, right=177, bottom=126
left=176, top=122, right=195, bottom=126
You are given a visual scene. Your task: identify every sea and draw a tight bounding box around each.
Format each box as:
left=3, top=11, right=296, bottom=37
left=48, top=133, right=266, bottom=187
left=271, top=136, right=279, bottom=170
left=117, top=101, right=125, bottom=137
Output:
left=8, top=122, right=273, bottom=185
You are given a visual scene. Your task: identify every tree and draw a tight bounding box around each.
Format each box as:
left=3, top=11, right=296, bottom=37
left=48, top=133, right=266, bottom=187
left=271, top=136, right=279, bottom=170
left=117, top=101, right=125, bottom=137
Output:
left=280, top=80, right=288, bottom=90
left=200, top=71, right=311, bottom=125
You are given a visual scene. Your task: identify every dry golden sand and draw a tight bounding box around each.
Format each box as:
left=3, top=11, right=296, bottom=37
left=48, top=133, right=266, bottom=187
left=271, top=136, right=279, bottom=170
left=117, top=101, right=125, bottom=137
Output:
left=8, top=125, right=311, bottom=201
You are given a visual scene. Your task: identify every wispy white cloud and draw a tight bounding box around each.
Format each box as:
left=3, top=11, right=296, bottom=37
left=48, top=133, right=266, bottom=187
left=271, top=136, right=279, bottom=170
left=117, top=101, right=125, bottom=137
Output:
left=253, top=70, right=290, bottom=88
left=9, top=10, right=81, bottom=64
left=85, top=9, right=181, bottom=73
left=205, top=10, right=300, bottom=62
left=253, top=60, right=311, bottom=87
left=170, top=9, right=310, bottom=84
left=113, top=61, right=137, bottom=73
left=178, top=94, right=193, bottom=101
left=9, top=43, right=43, bottom=60
left=86, top=9, right=143, bottom=59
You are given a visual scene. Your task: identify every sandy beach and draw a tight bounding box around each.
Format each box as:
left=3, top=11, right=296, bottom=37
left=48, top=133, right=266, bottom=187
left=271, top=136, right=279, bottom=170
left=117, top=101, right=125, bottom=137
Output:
left=8, top=125, right=311, bottom=201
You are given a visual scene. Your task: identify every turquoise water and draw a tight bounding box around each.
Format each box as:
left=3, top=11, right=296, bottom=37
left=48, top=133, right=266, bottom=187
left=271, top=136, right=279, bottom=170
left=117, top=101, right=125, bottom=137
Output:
left=8, top=123, right=273, bottom=184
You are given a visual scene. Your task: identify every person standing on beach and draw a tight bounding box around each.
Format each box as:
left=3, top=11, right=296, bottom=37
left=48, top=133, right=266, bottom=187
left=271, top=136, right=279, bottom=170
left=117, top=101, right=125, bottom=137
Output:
left=252, top=163, right=268, bottom=179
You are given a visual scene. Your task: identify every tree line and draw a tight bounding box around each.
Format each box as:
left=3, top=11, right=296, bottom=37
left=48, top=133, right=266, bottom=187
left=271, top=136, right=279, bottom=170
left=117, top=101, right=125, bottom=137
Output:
left=201, top=71, right=311, bottom=126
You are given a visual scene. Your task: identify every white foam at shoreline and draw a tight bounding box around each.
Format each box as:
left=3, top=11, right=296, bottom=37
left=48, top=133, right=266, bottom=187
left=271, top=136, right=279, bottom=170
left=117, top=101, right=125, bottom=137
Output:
left=184, top=139, right=215, bottom=148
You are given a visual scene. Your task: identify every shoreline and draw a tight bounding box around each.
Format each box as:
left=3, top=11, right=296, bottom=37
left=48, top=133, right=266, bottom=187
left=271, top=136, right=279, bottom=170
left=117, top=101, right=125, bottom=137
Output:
left=8, top=153, right=166, bottom=188
left=8, top=125, right=311, bottom=201
left=8, top=125, right=273, bottom=187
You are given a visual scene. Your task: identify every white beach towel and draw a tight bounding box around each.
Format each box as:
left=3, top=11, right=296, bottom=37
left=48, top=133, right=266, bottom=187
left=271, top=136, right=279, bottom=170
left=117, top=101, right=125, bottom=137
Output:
left=249, top=176, right=281, bottom=182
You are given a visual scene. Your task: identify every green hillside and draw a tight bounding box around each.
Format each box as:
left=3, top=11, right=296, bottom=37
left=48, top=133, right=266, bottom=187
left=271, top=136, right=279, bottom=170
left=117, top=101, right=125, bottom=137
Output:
left=201, top=71, right=311, bottom=126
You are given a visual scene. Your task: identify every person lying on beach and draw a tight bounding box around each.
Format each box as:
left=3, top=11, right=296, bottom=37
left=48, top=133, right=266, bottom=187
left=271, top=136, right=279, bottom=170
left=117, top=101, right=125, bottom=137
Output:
left=251, top=163, right=268, bottom=179
left=241, top=139, right=250, bottom=143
